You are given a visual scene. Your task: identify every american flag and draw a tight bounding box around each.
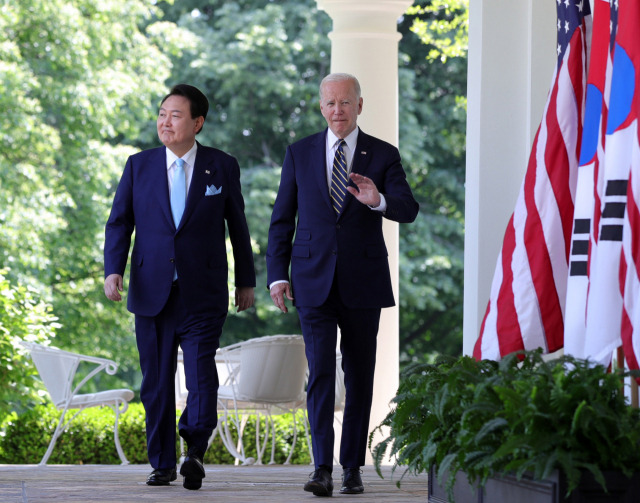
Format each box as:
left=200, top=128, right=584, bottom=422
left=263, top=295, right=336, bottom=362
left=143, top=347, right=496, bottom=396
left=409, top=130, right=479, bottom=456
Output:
left=474, top=0, right=591, bottom=360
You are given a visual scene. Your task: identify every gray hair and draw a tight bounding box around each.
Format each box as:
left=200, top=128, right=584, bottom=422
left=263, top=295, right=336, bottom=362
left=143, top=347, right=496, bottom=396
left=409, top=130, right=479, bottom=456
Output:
left=319, top=73, right=361, bottom=100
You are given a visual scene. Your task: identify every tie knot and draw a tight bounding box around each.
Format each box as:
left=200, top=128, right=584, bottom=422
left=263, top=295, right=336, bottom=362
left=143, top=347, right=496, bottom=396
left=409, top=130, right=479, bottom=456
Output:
left=336, top=139, right=345, bottom=149
left=175, top=158, right=184, bottom=169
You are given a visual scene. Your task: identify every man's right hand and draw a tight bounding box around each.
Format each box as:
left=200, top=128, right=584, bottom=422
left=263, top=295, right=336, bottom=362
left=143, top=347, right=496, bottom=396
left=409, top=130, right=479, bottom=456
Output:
left=270, top=282, right=294, bottom=313
left=104, top=274, right=124, bottom=302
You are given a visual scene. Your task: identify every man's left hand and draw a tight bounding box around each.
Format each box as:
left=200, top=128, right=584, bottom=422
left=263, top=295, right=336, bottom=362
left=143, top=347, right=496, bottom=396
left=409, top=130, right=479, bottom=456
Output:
left=235, top=287, right=255, bottom=312
left=347, top=173, right=381, bottom=207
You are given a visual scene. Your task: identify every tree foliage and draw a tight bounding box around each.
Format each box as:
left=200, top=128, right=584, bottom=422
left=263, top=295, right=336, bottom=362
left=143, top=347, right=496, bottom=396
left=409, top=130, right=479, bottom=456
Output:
left=150, top=0, right=469, bottom=359
left=0, top=270, right=60, bottom=415
left=137, top=0, right=332, bottom=167
left=407, top=0, right=469, bottom=62
left=0, top=0, right=468, bottom=405
left=397, top=2, right=467, bottom=360
left=141, top=0, right=335, bottom=344
left=1, top=0, right=174, bottom=388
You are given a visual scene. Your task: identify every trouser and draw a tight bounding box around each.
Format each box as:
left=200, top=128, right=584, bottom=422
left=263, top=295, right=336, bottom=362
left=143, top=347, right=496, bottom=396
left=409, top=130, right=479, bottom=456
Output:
left=296, top=279, right=381, bottom=470
left=135, top=281, right=227, bottom=469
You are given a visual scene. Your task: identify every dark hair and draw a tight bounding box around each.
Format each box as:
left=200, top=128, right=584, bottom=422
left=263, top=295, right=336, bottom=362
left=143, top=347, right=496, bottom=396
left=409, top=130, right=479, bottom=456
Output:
left=161, top=84, right=209, bottom=134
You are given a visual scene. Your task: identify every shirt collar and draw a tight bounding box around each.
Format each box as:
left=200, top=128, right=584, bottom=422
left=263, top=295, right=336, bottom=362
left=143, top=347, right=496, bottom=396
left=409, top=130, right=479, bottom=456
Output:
left=327, top=127, right=359, bottom=152
left=166, top=142, right=198, bottom=171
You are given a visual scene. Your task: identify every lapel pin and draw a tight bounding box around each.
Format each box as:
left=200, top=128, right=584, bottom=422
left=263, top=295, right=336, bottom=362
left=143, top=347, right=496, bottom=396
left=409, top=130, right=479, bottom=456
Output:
left=361, top=151, right=367, bottom=155
left=205, top=170, right=211, bottom=174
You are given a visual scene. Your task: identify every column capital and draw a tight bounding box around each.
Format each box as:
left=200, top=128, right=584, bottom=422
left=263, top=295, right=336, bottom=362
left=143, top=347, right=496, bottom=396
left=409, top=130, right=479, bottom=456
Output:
left=316, top=0, right=413, bottom=36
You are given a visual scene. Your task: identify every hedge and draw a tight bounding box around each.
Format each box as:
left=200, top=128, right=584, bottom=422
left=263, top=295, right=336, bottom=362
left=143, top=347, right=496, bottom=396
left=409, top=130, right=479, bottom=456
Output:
left=0, top=403, right=312, bottom=465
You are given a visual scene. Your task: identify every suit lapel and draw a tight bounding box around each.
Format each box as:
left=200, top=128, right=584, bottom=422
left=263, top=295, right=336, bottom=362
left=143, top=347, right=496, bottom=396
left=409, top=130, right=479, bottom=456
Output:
left=339, top=129, right=372, bottom=217
left=150, top=147, right=175, bottom=229
left=351, top=130, right=372, bottom=176
left=313, top=130, right=334, bottom=212
left=180, top=143, right=216, bottom=230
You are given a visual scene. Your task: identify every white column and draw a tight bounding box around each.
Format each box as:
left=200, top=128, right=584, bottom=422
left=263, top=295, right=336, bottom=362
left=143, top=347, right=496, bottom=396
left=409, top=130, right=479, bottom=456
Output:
left=316, top=0, right=412, bottom=465
left=463, top=0, right=556, bottom=354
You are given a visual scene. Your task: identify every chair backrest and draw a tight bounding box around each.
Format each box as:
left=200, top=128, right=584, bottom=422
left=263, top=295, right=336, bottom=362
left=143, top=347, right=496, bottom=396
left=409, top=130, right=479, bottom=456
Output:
left=237, top=335, right=307, bottom=403
left=22, top=342, right=77, bottom=407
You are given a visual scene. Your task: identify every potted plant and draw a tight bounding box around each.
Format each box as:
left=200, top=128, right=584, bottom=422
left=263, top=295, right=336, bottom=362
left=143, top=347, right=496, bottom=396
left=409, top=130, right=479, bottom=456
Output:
left=371, top=350, right=640, bottom=502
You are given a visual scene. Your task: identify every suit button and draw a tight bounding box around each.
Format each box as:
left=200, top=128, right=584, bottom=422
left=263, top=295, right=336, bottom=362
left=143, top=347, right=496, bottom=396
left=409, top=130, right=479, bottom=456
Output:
left=336, top=224, right=341, bottom=229
left=332, top=250, right=337, bottom=255
left=170, top=258, right=175, bottom=263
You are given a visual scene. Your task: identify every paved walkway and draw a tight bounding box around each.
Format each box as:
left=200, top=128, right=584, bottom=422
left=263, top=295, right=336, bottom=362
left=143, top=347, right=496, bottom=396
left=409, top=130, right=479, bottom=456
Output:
left=0, top=464, right=427, bottom=503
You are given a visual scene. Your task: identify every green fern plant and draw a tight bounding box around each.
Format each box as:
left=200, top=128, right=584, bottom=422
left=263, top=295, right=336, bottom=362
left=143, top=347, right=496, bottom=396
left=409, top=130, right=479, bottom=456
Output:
left=371, top=350, right=640, bottom=499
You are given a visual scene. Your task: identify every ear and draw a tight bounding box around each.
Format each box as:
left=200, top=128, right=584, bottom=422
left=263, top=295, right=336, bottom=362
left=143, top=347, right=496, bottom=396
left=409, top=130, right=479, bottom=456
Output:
left=194, top=116, right=205, bottom=134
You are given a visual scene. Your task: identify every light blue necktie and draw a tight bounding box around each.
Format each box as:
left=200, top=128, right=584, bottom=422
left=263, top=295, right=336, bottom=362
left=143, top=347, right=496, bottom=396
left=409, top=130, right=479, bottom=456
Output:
left=171, top=158, right=186, bottom=228
left=330, top=140, right=348, bottom=215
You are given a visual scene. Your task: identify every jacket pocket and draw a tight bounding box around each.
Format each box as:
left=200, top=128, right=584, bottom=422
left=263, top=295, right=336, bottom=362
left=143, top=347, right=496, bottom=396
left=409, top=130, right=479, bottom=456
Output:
left=295, top=229, right=311, bottom=241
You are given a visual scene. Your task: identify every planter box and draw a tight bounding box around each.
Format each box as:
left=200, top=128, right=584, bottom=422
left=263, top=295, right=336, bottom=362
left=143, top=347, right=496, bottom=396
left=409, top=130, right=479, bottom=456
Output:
left=428, top=467, right=480, bottom=503
left=428, top=465, right=640, bottom=503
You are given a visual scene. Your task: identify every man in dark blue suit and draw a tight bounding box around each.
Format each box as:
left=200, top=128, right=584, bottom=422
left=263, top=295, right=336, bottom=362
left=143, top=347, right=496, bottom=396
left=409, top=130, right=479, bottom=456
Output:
left=104, top=84, right=255, bottom=490
left=266, top=73, right=419, bottom=496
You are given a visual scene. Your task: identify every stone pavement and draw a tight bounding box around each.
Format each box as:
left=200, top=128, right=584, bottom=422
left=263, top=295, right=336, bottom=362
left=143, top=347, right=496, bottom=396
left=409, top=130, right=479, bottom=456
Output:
left=0, top=464, right=427, bottom=503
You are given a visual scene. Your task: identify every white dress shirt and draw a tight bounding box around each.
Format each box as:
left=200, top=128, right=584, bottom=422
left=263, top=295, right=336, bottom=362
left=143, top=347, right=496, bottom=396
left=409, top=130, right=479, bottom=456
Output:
left=325, top=127, right=386, bottom=212
left=166, top=142, right=198, bottom=196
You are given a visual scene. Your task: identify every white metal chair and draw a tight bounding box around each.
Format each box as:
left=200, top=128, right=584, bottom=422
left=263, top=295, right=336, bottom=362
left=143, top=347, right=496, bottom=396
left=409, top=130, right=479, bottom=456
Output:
left=215, top=335, right=311, bottom=465
left=20, top=340, right=134, bottom=465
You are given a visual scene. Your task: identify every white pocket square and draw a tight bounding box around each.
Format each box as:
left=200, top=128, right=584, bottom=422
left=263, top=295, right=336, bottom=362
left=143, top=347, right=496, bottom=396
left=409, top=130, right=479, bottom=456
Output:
left=205, top=184, right=222, bottom=196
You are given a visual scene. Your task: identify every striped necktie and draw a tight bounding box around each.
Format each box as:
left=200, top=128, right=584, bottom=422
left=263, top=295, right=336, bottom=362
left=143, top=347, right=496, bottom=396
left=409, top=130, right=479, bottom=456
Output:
left=170, top=158, right=186, bottom=227
left=330, top=140, right=348, bottom=214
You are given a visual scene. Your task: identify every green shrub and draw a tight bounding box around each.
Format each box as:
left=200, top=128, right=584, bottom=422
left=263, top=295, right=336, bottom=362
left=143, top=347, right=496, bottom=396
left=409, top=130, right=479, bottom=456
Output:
left=0, top=402, right=148, bottom=464
left=0, top=402, right=311, bottom=465
left=372, top=350, right=640, bottom=497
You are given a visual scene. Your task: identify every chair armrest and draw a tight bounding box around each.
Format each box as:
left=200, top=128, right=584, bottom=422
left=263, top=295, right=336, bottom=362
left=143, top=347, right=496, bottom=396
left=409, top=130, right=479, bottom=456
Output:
left=75, top=353, right=119, bottom=375
left=70, top=358, right=118, bottom=398
left=20, top=341, right=123, bottom=408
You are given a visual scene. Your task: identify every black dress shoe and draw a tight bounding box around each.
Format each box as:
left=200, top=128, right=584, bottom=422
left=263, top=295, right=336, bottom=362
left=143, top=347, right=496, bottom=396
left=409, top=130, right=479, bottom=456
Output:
left=304, top=467, right=333, bottom=497
left=146, top=467, right=177, bottom=486
left=340, top=468, right=364, bottom=494
left=180, top=447, right=205, bottom=490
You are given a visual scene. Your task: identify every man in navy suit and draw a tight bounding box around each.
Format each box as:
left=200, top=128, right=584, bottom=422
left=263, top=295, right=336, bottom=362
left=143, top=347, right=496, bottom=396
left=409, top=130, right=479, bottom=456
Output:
left=266, top=73, right=419, bottom=496
left=104, top=84, right=255, bottom=490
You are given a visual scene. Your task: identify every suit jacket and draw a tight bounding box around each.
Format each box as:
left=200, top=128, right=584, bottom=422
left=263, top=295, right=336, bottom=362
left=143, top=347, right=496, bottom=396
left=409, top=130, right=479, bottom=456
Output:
left=266, top=129, right=419, bottom=309
left=105, top=142, right=255, bottom=317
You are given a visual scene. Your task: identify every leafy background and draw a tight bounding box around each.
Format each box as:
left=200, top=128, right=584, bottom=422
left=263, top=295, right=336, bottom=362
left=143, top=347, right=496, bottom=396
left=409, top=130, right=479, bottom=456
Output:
left=0, top=0, right=467, bottom=415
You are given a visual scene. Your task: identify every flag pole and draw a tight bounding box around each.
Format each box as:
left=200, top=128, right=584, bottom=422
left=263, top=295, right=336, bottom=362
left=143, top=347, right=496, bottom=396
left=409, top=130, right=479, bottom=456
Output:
left=618, top=346, right=640, bottom=408
left=617, top=346, right=625, bottom=370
